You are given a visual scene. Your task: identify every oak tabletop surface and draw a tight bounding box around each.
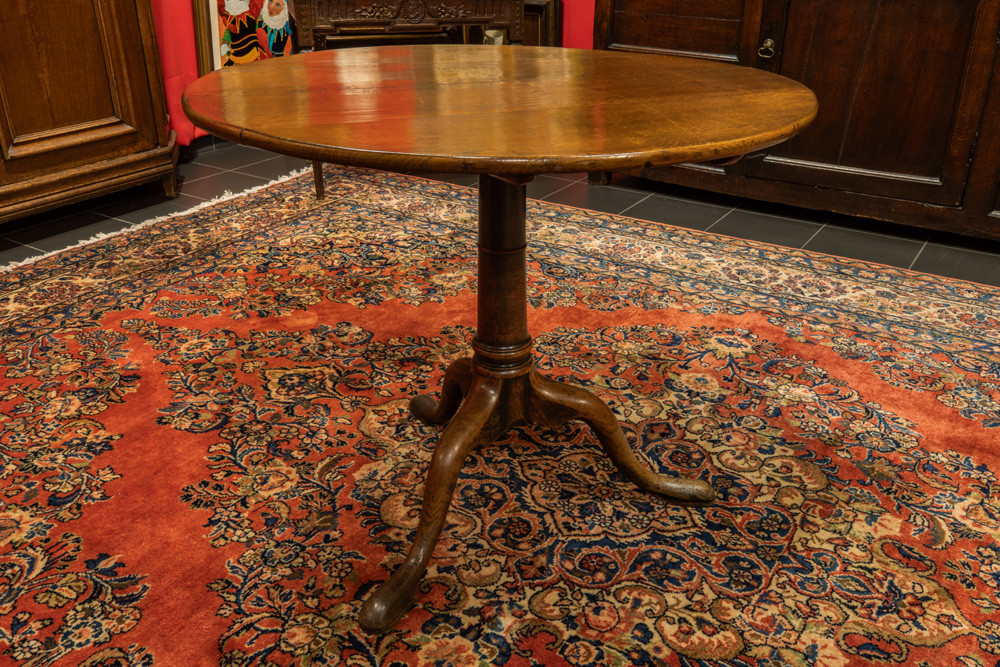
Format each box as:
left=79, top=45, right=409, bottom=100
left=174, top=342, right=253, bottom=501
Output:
left=183, top=45, right=817, bottom=175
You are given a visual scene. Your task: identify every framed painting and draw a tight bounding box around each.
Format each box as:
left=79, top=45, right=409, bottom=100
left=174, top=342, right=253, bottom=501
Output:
left=193, top=0, right=294, bottom=72
left=192, top=0, right=220, bottom=74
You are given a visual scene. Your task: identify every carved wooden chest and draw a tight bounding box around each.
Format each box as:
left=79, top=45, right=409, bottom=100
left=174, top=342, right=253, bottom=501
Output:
left=295, top=0, right=525, bottom=48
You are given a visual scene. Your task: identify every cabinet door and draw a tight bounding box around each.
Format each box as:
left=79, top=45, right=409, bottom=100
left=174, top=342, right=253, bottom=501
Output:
left=594, top=0, right=763, bottom=63
left=743, top=0, right=1000, bottom=206
left=0, top=0, right=162, bottom=186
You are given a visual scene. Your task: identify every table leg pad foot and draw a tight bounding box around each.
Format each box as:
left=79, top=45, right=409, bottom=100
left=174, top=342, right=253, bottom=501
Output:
left=360, top=376, right=502, bottom=632
left=529, top=371, right=716, bottom=506
left=358, top=565, right=421, bottom=633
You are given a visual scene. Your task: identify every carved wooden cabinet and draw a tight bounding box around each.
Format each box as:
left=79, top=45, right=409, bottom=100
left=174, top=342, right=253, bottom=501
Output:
left=594, top=0, right=1000, bottom=239
left=296, top=0, right=525, bottom=49
left=0, top=0, right=178, bottom=224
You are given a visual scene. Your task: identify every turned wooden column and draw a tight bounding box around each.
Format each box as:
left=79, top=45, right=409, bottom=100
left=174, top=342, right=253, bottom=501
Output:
left=473, top=175, right=532, bottom=376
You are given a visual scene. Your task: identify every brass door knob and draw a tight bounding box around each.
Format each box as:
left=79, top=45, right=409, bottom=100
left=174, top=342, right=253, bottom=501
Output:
left=758, top=38, right=776, bottom=59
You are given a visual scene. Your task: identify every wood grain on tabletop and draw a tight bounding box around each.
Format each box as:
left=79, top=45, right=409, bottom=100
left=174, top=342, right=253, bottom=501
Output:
left=182, top=45, right=817, bottom=175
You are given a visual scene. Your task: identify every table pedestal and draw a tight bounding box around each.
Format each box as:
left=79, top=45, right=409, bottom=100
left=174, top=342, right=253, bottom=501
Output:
left=357, top=175, right=715, bottom=633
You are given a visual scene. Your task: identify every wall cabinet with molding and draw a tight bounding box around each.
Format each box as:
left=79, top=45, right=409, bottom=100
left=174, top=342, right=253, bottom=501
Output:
left=594, top=0, right=1000, bottom=239
left=0, top=0, right=178, bottom=224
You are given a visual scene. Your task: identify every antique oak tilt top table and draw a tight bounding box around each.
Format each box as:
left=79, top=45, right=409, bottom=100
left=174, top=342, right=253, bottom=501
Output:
left=183, top=45, right=817, bottom=632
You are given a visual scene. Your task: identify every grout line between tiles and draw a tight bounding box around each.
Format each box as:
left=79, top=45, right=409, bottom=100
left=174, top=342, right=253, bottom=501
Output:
left=922, top=239, right=1000, bottom=258
left=232, top=164, right=310, bottom=181
left=189, top=152, right=271, bottom=172
left=540, top=174, right=582, bottom=183
left=908, top=241, right=928, bottom=271
left=178, top=171, right=224, bottom=185
left=801, top=223, right=826, bottom=249
left=822, top=225, right=929, bottom=244
left=617, top=193, right=654, bottom=216
left=106, top=216, right=152, bottom=227
left=703, top=207, right=736, bottom=232
left=230, top=155, right=292, bottom=174
left=538, top=181, right=578, bottom=201
left=243, top=153, right=282, bottom=166
left=727, top=207, right=821, bottom=225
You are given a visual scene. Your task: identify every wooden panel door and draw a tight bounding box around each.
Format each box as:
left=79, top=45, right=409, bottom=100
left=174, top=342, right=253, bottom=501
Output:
left=742, top=0, right=1000, bottom=206
left=963, top=36, right=1000, bottom=229
left=0, top=0, right=166, bottom=188
left=593, top=0, right=764, bottom=63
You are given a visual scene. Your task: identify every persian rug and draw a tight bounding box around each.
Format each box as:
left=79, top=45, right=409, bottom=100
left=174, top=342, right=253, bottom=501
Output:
left=1, top=164, right=999, bottom=667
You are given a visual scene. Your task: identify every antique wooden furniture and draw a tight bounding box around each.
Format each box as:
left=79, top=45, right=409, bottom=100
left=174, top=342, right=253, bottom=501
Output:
left=183, top=44, right=816, bottom=632
left=523, top=0, right=562, bottom=46
left=0, top=0, right=178, bottom=224
left=594, top=0, right=1000, bottom=240
left=294, top=0, right=525, bottom=49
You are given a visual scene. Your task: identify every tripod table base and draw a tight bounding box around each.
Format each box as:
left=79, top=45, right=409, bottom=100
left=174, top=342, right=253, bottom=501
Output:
left=357, top=355, right=715, bottom=633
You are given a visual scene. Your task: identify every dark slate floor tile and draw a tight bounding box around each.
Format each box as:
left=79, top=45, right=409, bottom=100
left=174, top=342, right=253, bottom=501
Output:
left=709, top=209, right=823, bottom=248
left=604, top=178, right=674, bottom=197
left=527, top=175, right=577, bottom=200
left=1, top=193, right=127, bottom=234
left=0, top=239, right=43, bottom=267
left=541, top=181, right=649, bottom=215
left=190, top=143, right=272, bottom=170
left=177, top=161, right=226, bottom=183
left=803, top=225, right=925, bottom=268
left=2, top=210, right=107, bottom=242
left=178, top=171, right=271, bottom=201
left=729, top=199, right=831, bottom=226
left=622, top=194, right=731, bottom=231
left=928, top=230, right=1000, bottom=256
left=826, top=214, right=933, bottom=242
left=2, top=212, right=133, bottom=253
left=548, top=172, right=589, bottom=182
left=605, top=173, right=673, bottom=193
left=96, top=192, right=205, bottom=224
left=1, top=208, right=81, bottom=237
left=615, top=175, right=748, bottom=209
left=910, top=243, right=1000, bottom=287
left=235, top=155, right=313, bottom=180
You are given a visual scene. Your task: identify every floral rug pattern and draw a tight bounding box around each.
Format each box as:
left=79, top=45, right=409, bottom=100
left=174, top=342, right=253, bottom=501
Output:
left=0, top=165, right=998, bottom=666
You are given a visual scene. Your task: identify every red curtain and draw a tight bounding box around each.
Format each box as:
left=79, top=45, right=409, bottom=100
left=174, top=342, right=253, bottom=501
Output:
left=151, top=0, right=210, bottom=146
left=561, top=0, right=595, bottom=49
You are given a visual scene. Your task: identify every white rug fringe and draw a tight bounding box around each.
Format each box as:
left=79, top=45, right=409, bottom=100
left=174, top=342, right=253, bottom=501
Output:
left=1, top=165, right=314, bottom=274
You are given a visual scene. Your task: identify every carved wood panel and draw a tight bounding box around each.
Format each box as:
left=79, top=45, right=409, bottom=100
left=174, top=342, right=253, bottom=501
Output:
left=297, top=0, right=524, bottom=47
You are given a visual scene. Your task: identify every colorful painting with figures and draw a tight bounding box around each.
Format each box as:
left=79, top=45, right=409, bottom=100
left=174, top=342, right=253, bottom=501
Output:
left=218, top=0, right=293, bottom=66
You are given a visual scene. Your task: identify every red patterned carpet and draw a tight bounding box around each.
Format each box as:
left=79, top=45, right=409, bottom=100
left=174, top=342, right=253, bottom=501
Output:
left=1, top=165, right=999, bottom=666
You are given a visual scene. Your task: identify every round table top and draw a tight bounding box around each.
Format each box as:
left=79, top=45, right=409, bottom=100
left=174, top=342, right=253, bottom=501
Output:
left=183, top=45, right=817, bottom=175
